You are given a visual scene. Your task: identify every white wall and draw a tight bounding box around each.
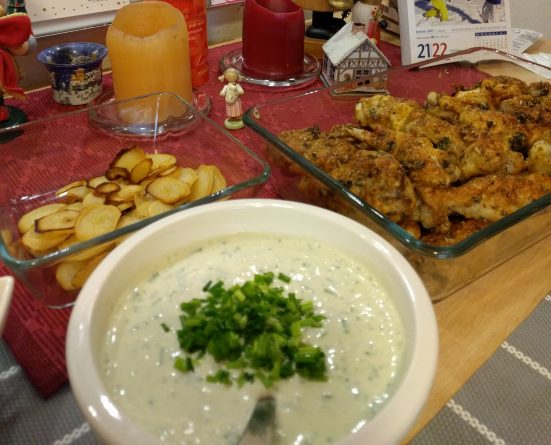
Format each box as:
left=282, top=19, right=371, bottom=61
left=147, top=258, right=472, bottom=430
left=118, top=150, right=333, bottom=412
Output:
left=509, top=0, right=550, bottom=38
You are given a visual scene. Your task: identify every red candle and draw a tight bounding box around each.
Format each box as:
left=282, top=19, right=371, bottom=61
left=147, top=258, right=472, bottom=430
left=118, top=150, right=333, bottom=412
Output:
left=242, top=0, right=305, bottom=80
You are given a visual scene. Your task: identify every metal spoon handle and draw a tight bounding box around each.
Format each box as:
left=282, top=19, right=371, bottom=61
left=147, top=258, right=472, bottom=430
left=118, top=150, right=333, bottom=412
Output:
left=238, top=394, right=276, bottom=445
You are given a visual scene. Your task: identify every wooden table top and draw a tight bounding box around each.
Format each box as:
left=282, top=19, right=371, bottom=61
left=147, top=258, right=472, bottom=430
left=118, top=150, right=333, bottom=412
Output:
left=400, top=36, right=551, bottom=444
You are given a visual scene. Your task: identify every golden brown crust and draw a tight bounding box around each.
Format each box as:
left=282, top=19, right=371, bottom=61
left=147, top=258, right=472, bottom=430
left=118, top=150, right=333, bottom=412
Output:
left=278, top=76, right=551, bottom=246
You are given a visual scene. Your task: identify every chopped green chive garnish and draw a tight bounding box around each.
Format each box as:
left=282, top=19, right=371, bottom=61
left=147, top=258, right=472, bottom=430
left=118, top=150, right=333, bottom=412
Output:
left=171, top=272, right=327, bottom=387
left=160, top=322, right=170, bottom=333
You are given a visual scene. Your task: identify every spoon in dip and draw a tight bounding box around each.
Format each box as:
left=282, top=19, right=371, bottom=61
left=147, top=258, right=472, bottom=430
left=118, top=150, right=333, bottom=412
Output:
left=238, top=394, right=276, bottom=445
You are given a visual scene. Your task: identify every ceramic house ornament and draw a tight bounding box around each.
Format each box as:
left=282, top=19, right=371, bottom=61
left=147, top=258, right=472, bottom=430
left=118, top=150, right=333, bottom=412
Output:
left=320, top=22, right=391, bottom=87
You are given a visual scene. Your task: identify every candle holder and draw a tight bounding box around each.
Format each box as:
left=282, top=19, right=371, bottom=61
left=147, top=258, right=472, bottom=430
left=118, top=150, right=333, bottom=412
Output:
left=89, top=88, right=212, bottom=137
left=219, top=50, right=320, bottom=88
left=219, top=0, right=321, bottom=88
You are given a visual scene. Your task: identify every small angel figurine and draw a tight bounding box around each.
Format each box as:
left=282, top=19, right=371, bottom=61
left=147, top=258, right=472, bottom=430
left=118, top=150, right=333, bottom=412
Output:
left=218, top=67, right=244, bottom=130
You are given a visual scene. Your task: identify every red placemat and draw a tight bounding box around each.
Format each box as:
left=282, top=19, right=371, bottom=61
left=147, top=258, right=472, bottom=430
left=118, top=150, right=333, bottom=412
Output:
left=0, top=40, right=405, bottom=398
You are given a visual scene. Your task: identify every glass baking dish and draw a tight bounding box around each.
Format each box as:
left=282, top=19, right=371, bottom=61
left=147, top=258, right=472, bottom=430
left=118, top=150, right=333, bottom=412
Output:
left=243, top=47, right=551, bottom=301
left=0, top=92, right=270, bottom=308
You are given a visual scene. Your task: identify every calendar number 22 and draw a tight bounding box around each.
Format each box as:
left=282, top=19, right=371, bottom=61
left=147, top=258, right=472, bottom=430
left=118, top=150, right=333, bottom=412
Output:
left=417, top=42, right=448, bottom=59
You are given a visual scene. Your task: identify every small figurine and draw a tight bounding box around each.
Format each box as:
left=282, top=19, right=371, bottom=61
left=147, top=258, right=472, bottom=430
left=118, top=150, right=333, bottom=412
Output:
left=0, top=1, right=33, bottom=128
left=351, top=0, right=383, bottom=46
left=218, top=67, right=245, bottom=130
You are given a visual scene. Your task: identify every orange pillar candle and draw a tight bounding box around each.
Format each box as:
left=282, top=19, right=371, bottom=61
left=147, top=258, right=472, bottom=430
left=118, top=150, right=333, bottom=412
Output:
left=106, top=1, right=192, bottom=123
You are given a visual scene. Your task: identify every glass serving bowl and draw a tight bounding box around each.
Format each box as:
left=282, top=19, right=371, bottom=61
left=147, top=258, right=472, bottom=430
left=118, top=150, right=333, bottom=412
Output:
left=243, top=47, right=551, bottom=301
left=0, top=92, right=270, bottom=308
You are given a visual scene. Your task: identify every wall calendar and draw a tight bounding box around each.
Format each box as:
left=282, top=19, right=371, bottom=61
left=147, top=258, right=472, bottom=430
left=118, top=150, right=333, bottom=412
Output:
left=397, top=0, right=513, bottom=65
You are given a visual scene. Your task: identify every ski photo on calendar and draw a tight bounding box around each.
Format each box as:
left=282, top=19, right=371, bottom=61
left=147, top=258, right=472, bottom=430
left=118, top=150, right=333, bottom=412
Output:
left=413, top=0, right=507, bottom=27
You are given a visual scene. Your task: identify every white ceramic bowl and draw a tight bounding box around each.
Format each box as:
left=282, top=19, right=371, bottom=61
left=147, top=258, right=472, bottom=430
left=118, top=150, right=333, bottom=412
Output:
left=66, top=199, right=438, bottom=445
left=0, top=276, right=14, bottom=335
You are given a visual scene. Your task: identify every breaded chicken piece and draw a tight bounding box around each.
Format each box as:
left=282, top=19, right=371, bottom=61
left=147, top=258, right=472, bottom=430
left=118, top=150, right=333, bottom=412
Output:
left=416, top=173, right=551, bottom=231
left=343, top=126, right=461, bottom=186
left=278, top=125, right=366, bottom=174
left=330, top=149, right=417, bottom=224
left=420, top=219, right=490, bottom=246
left=355, top=94, right=423, bottom=131
left=460, top=136, right=526, bottom=178
left=426, top=76, right=531, bottom=120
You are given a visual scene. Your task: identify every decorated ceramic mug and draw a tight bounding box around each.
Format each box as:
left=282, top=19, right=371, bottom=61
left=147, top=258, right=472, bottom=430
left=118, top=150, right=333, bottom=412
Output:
left=37, top=42, right=108, bottom=105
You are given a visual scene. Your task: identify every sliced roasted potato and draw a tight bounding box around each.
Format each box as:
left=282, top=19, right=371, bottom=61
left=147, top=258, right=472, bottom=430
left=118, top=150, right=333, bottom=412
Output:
left=59, top=235, right=115, bottom=262
left=159, top=165, right=179, bottom=177
left=74, top=204, right=121, bottom=241
left=117, top=212, right=142, bottom=229
left=105, top=167, right=130, bottom=182
left=178, top=167, right=198, bottom=187
left=147, top=153, right=177, bottom=172
left=117, top=202, right=135, bottom=213
left=15, top=144, right=227, bottom=291
left=107, top=184, right=144, bottom=204
left=35, top=209, right=80, bottom=233
left=88, top=175, right=109, bottom=188
left=130, top=158, right=153, bottom=184
left=55, top=260, right=87, bottom=291
left=146, top=176, right=190, bottom=204
left=189, top=165, right=215, bottom=201
left=56, top=180, right=87, bottom=196
left=82, top=191, right=107, bottom=207
left=64, top=202, right=84, bottom=212
left=21, top=228, right=73, bottom=256
left=148, top=200, right=174, bottom=217
left=95, top=182, right=121, bottom=195
left=211, top=165, right=227, bottom=193
left=71, top=251, right=109, bottom=289
left=17, top=203, right=67, bottom=234
left=110, top=146, right=147, bottom=172
left=134, top=193, right=156, bottom=218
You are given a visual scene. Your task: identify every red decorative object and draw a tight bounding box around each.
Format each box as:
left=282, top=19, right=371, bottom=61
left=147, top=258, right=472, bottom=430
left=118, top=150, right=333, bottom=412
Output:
left=0, top=10, right=32, bottom=124
left=241, top=0, right=305, bottom=80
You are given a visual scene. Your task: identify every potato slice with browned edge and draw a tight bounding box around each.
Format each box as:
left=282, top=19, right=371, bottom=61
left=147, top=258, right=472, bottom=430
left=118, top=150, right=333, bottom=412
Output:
left=189, top=165, right=215, bottom=201
left=146, top=177, right=190, bottom=204
left=94, top=182, right=121, bottom=195
left=105, top=167, right=130, bottom=182
left=71, top=251, right=109, bottom=289
left=17, top=203, right=67, bottom=234
left=35, top=209, right=80, bottom=233
left=88, top=175, right=108, bottom=189
left=56, top=260, right=87, bottom=291
left=56, top=183, right=90, bottom=202
left=107, top=184, right=144, bottom=204
left=21, top=228, right=73, bottom=257
left=75, top=204, right=121, bottom=241
left=56, top=180, right=87, bottom=196
left=147, top=153, right=177, bottom=172
left=130, top=158, right=153, bottom=184
left=110, top=146, right=147, bottom=172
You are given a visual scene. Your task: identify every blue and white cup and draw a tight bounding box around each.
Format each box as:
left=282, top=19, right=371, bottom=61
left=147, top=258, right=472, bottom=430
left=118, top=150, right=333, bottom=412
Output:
left=37, top=42, right=108, bottom=106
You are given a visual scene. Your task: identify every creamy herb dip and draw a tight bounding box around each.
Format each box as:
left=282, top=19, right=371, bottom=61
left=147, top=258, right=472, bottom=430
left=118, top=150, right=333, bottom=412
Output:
left=101, top=233, right=405, bottom=444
